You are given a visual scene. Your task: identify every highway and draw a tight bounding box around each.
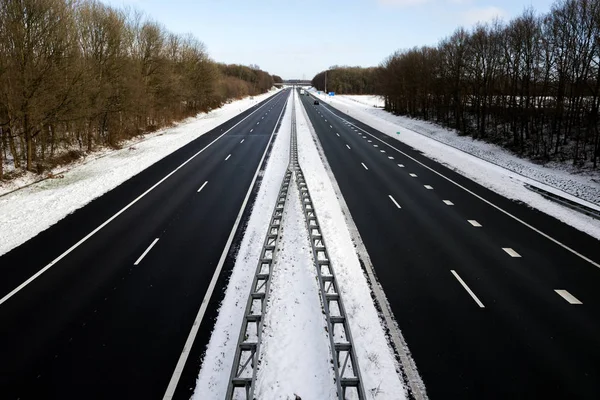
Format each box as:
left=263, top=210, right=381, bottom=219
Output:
left=0, top=89, right=290, bottom=399
left=298, top=92, right=600, bottom=399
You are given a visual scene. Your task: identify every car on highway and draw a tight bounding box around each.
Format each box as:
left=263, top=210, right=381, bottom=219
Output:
left=314, top=100, right=319, bottom=105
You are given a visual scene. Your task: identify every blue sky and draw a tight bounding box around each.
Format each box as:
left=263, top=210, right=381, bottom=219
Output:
left=102, top=0, right=556, bottom=79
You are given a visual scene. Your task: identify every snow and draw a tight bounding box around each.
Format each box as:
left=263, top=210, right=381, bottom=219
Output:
left=310, top=90, right=600, bottom=240
left=0, top=89, right=280, bottom=257
left=253, top=181, right=336, bottom=400
left=192, top=91, right=291, bottom=399
left=295, top=91, right=408, bottom=399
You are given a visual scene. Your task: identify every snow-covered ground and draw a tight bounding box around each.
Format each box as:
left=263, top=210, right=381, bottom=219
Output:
left=0, top=89, right=280, bottom=257
left=310, top=90, right=600, bottom=240
left=193, top=92, right=291, bottom=399
left=295, top=91, right=407, bottom=399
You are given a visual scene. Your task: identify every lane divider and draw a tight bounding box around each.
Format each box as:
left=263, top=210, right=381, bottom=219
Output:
left=197, top=181, right=208, bottom=193
left=134, top=238, right=159, bottom=266
left=451, top=270, right=485, bottom=308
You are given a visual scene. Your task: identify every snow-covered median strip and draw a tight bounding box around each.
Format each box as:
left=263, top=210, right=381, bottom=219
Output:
left=0, top=90, right=279, bottom=257
left=254, top=181, right=336, bottom=399
left=193, top=93, right=291, bottom=399
left=311, top=91, right=600, bottom=240
left=296, top=93, right=408, bottom=399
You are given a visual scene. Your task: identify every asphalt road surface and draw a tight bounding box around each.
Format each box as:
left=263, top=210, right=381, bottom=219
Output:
left=299, top=91, right=600, bottom=399
left=0, top=89, right=290, bottom=400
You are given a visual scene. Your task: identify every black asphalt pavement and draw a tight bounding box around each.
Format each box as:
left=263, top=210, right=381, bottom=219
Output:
left=0, top=89, right=290, bottom=399
left=299, top=91, right=600, bottom=399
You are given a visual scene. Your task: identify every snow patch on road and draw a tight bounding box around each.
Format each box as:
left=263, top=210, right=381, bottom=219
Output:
left=311, top=91, right=600, bottom=240
left=192, top=92, right=291, bottom=399
left=295, top=92, right=408, bottom=399
left=254, top=182, right=336, bottom=400
left=0, top=90, right=280, bottom=257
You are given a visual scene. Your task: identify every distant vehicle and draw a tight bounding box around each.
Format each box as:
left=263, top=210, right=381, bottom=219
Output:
left=314, top=100, right=319, bottom=105
left=300, top=89, right=305, bottom=95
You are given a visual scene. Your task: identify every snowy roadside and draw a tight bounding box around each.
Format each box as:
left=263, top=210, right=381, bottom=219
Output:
left=0, top=89, right=280, bottom=257
left=311, top=91, right=600, bottom=241
left=192, top=92, right=291, bottom=399
left=295, top=91, right=408, bottom=399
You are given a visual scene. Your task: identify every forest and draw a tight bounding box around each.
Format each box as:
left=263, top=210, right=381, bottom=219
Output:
left=0, top=0, right=279, bottom=179
left=313, top=0, right=600, bottom=168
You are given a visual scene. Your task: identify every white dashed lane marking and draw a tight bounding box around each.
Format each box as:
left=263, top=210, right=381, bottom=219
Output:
left=197, top=181, right=208, bottom=193
left=134, top=238, right=159, bottom=266
left=424, top=185, right=433, bottom=190
left=443, top=200, right=454, bottom=205
left=468, top=220, right=482, bottom=227
left=388, top=195, right=401, bottom=209
left=555, top=290, right=582, bottom=304
left=362, top=163, right=368, bottom=170
left=451, top=270, right=485, bottom=308
left=503, top=248, right=521, bottom=257
left=410, top=173, right=418, bottom=177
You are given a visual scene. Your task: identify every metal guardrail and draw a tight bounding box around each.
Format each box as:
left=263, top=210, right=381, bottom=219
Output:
left=226, top=89, right=365, bottom=400
left=225, top=168, right=292, bottom=400
left=290, top=93, right=366, bottom=400
left=226, top=94, right=293, bottom=399
left=525, top=184, right=600, bottom=220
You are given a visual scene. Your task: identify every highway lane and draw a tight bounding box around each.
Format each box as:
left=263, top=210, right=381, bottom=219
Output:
left=0, top=89, right=290, bottom=399
left=299, top=92, right=600, bottom=399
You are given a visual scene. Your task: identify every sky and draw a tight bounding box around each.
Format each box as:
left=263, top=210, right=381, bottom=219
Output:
left=101, top=0, right=557, bottom=79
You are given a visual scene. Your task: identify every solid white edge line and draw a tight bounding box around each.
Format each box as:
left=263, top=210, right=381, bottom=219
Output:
left=388, top=195, right=401, bottom=209
left=362, top=162, right=368, bottom=170
left=197, top=181, right=208, bottom=193
left=451, top=270, right=485, bottom=308
left=133, top=238, right=159, bottom=266
left=0, top=91, right=284, bottom=307
left=225, top=154, right=231, bottom=161
left=554, top=289, right=583, bottom=304
left=162, top=91, right=289, bottom=400
left=318, top=103, right=600, bottom=270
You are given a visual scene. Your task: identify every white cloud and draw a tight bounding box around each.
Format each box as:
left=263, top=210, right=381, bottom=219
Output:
left=461, top=6, right=506, bottom=25
left=377, top=0, right=429, bottom=6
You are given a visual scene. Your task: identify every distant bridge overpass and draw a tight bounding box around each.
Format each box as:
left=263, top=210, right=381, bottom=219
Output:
left=275, top=80, right=312, bottom=87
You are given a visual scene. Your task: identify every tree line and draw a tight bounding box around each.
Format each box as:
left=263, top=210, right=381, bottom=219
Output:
left=0, top=0, right=279, bottom=179
left=312, top=66, right=378, bottom=95
left=313, top=0, right=600, bottom=168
